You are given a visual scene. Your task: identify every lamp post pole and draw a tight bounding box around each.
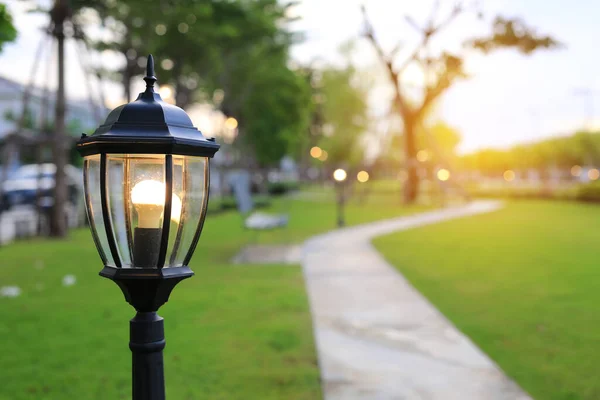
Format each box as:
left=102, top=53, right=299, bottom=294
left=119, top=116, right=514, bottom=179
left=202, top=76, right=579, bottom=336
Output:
left=333, top=168, right=347, bottom=227
left=336, top=181, right=345, bottom=227
left=130, top=312, right=166, bottom=400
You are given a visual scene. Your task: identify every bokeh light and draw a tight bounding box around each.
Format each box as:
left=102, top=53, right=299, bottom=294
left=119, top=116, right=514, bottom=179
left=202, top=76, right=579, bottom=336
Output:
left=310, top=146, right=322, bottom=159
left=417, top=150, right=429, bottom=162
left=225, top=117, right=238, bottom=130
left=571, top=165, right=582, bottom=177
left=318, top=150, right=328, bottom=161
left=155, top=24, right=167, bottom=36
left=357, top=170, right=369, bottom=183
left=178, top=22, right=189, bottom=33
left=437, top=168, right=450, bottom=181
left=161, top=58, right=174, bottom=71
left=158, top=85, right=175, bottom=104
left=588, top=168, right=599, bottom=180
left=333, top=169, right=347, bottom=182
left=158, top=85, right=173, bottom=99
left=504, top=170, right=516, bottom=182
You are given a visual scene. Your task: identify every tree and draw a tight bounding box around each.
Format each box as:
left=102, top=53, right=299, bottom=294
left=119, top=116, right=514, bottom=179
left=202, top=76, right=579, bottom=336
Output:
left=304, top=44, right=371, bottom=178
left=460, top=130, right=600, bottom=176
left=361, top=2, right=559, bottom=203
left=93, top=0, right=295, bottom=110
left=189, top=1, right=312, bottom=172
left=317, top=65, right=369, bottom=169
left=19, top=0, right=106, bottom=237
left=0, top=4, right=17, bottom=52
left=91, top=1, right=312, bottom=175
left=417, top=121, right=461, bottom=166
left=239, top=56, right=312, bottom=168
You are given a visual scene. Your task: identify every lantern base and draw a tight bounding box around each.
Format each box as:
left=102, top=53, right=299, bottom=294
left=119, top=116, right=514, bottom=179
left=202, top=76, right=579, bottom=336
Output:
left=100, top=266, right=194, bottom=312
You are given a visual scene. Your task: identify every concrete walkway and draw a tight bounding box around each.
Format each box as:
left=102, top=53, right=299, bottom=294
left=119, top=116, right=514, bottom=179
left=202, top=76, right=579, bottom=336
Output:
left=302, top=201, right=531, bottom=400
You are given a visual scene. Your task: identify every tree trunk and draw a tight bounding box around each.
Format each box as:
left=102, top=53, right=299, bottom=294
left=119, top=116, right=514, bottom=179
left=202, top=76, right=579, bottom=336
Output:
left=175, top=82, right=191, bottom=109
left=403, top=118, right=419, bottom=204
left=50, top=0, right=68, bottom=237
left=123, top=69, right=132, bottom=103
left=173, top=60, right=191, bottom=109
left=0, top=141, right=16, bottom=212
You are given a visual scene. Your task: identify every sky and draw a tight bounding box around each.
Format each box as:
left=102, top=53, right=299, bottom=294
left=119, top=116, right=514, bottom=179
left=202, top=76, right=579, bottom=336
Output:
left=1, top=0, right=599, bottom=153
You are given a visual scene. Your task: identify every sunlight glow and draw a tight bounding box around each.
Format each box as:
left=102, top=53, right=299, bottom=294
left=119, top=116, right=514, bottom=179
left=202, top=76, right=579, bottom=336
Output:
left=571, top=165, right=582, bottom=177
left=588, top=168, right=599, bottom=181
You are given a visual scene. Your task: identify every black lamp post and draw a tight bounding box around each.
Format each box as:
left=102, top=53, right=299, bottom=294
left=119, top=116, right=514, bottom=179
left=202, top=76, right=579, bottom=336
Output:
left=333, top=168, right=347, bottom=227
left=76, top=55, right=219, bottom=400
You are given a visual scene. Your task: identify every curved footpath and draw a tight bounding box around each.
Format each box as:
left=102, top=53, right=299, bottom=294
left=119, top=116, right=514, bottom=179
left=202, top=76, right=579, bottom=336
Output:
left=302, top=200, right=531, bottom=400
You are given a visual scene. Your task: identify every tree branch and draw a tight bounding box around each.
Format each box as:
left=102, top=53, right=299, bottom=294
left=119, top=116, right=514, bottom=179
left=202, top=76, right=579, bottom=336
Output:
left=361, top=4, right=411, bottom=116
left=395, top=1, right=465, bottom=74
left=420, top=53, right=465, bottom=115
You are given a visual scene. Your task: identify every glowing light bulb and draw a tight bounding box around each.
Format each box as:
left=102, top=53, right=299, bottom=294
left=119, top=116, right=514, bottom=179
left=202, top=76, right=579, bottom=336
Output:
left=131, top=180, right=182, bottom=228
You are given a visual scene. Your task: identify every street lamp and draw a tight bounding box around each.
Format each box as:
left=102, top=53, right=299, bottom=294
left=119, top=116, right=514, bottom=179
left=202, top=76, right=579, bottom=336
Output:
left=76, top=55, right=219, bottom=400
left=333, top=168, right=347, bottom=227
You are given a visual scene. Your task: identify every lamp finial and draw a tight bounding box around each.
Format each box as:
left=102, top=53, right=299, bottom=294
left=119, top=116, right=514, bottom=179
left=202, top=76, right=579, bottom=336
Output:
left=143, top=54, right=157, bottom=92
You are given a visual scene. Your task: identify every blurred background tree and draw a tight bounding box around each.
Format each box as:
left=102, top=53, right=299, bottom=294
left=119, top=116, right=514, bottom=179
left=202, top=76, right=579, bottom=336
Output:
left=91, top=0, right=312, bottom=177
left=361, top=2, right=560, bottom=204
left=460, top=130, right=600, bottom=176
left=0, top=4, right=17, bottom=52
left=316, top=64, right=369, bottom=169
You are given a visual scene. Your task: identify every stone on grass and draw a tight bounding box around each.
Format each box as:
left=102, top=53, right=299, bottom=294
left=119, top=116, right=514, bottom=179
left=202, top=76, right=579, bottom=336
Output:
left=0, top=286, right=21, bottom=298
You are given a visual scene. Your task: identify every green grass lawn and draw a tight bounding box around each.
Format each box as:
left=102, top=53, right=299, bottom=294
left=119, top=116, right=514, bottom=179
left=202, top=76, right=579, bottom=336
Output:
left=0, top=187, right=427, bottom=400
left=373, top=200, right=600, bottom=400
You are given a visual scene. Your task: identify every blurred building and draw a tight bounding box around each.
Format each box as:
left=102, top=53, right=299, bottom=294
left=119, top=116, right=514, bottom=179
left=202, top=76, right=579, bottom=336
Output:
left=0, top=75, right=105, bottom=172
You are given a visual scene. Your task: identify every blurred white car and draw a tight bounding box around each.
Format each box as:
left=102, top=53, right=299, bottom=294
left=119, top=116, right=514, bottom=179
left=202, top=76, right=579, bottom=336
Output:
left=1, top=164, right=82, bottom=221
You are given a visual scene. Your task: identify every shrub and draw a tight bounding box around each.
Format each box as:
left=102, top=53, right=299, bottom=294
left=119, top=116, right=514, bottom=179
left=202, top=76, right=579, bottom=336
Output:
left=206, top=195, right=271, bottom=215
left=267, top=181, right=300, bottom=196
left=467, top=185, right=578, bottom=201
left=576, top=182, right=600, bottom=203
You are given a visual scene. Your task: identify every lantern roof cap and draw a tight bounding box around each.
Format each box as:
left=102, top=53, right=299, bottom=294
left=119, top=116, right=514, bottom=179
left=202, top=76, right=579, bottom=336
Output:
left=77, top=55, right=219, bottom=157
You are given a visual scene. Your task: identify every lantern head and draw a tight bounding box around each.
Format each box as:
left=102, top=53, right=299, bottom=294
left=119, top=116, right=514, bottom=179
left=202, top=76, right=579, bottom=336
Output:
left=77, top=55, right=219, bottom=311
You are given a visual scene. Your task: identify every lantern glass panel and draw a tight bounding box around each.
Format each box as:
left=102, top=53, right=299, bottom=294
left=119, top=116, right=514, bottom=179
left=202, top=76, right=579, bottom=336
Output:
left=83, top=155, right=115, bottom=267
left=167, top=156, right=208, bottom=267
left=107, top=155, right=132, bottom=266
left=115, top=154, right=166, bottom=268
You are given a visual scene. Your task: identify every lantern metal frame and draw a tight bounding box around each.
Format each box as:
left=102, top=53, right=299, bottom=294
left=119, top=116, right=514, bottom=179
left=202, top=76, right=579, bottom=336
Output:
left=77, top=55, right=219, bottom=400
